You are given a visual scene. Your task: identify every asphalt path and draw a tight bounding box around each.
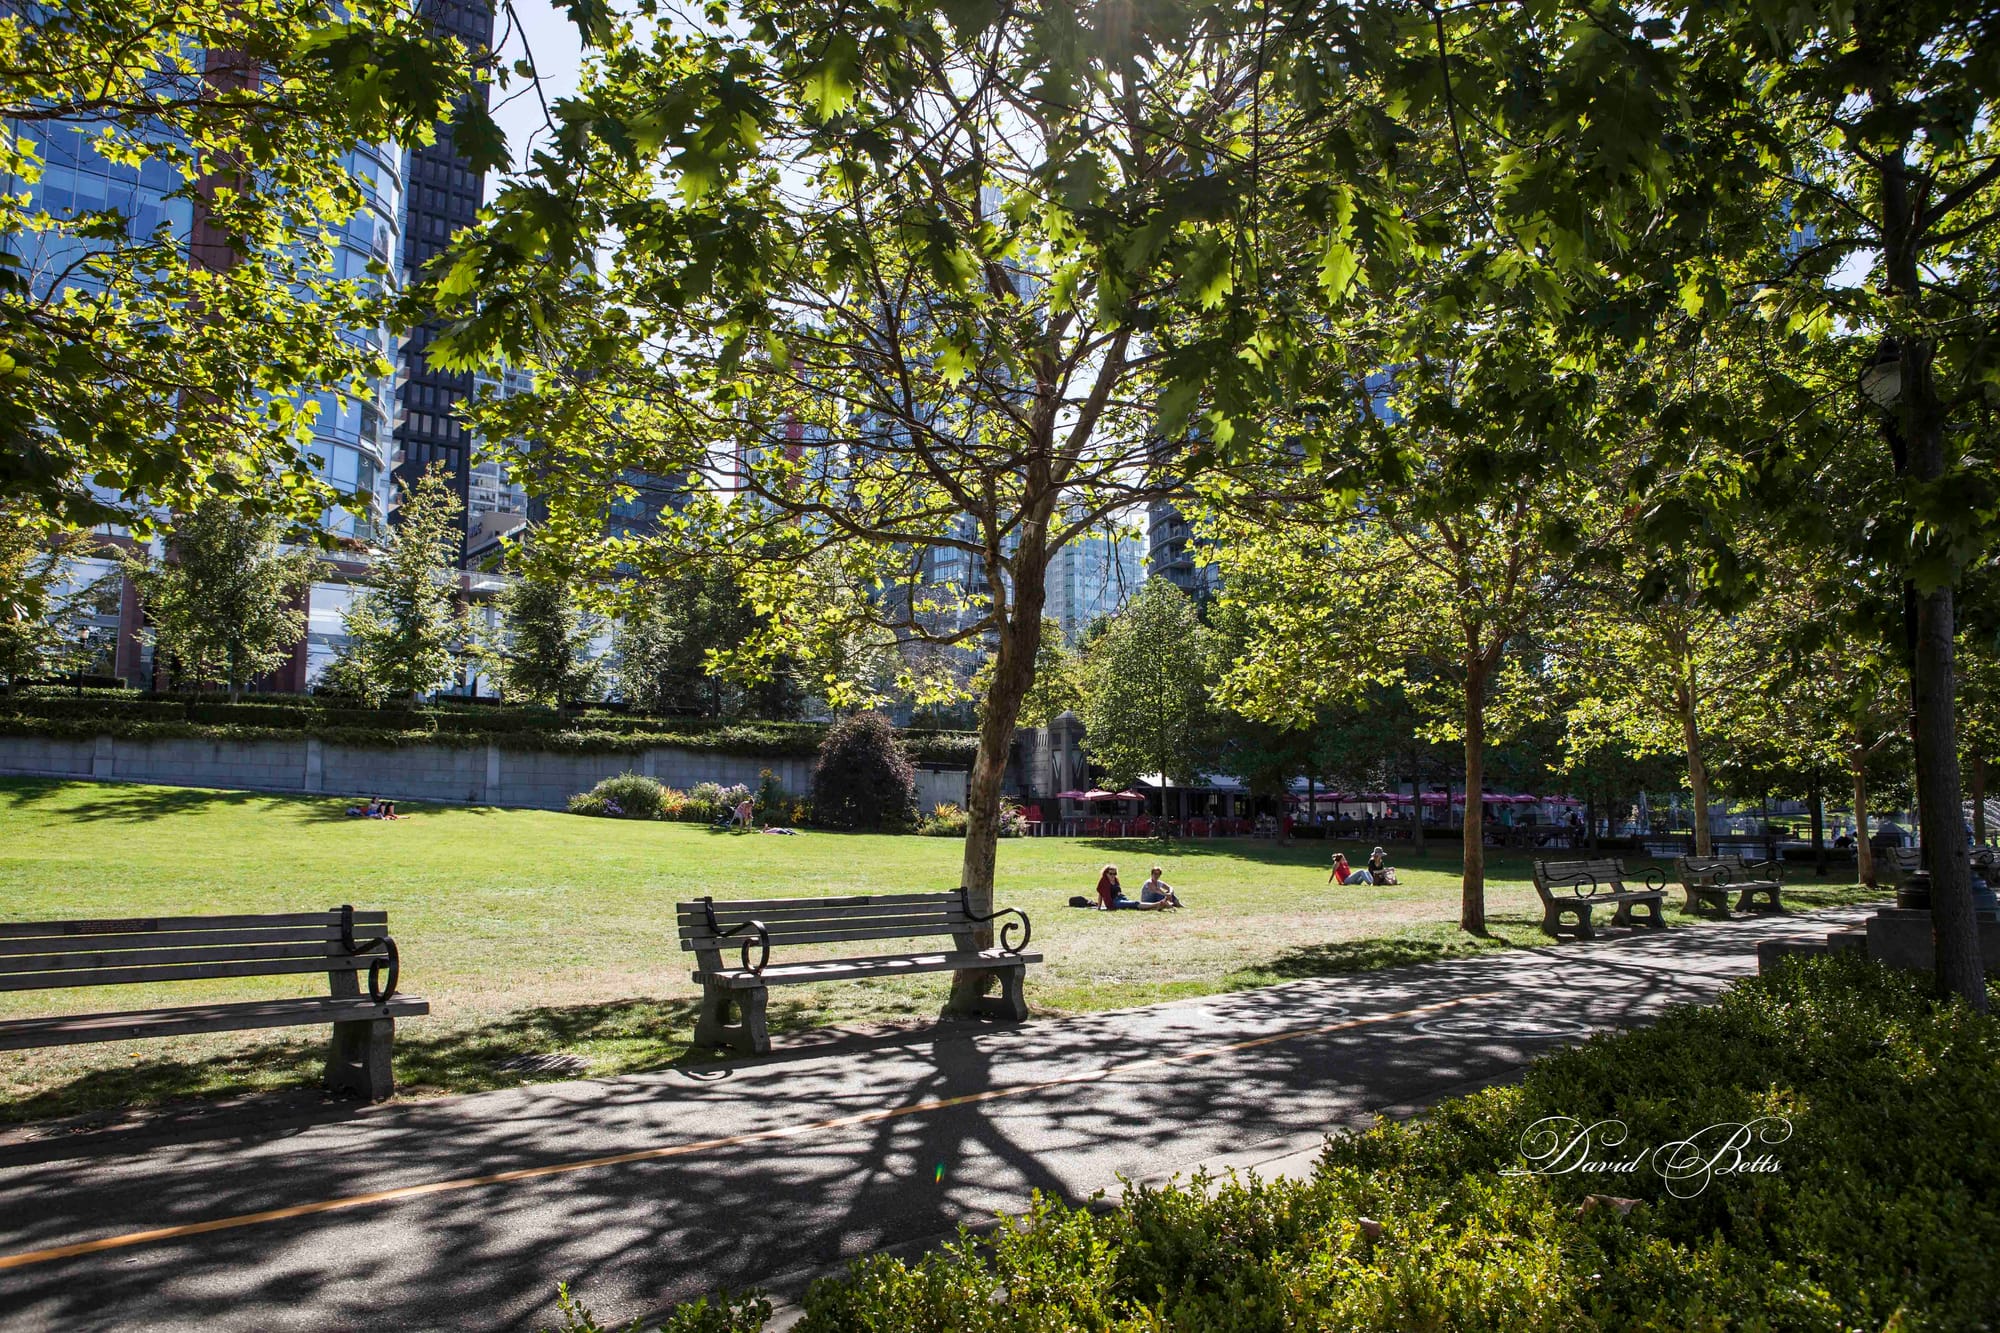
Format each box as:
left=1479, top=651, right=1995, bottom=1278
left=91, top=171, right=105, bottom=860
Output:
left=0, top=907, right=1865, bottom=1331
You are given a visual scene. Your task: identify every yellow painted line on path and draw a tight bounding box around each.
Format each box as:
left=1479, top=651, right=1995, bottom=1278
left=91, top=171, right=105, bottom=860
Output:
left=0, top=991, right=1496, bottom=1271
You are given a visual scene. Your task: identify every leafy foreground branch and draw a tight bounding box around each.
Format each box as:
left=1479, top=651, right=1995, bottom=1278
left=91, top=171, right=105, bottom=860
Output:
left=550, top=956, right=1999, bottom=1331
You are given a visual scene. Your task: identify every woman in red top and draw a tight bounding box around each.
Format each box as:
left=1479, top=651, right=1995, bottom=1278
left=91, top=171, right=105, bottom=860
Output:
left=1096, top=865, right=1124, bottom=909
left=1329, top=853, right=1374, bottom=886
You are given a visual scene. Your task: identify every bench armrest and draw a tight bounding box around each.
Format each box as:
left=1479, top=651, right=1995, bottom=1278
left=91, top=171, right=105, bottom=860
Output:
left=339, top=903, right=401, bottom=1003
left=958, top=887, right=1033, bottom=955
left=1545, top=871, right=1602, bottom=899
left=1637, top=867, right=1668, bottom=893
left=716, top=918, right=771, bottom=975
left=1740, top=857, right=1782, bottom=880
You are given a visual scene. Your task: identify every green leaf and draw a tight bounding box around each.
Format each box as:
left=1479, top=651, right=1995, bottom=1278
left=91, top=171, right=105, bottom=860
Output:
left=1318, top=238, right=1359, bottom=301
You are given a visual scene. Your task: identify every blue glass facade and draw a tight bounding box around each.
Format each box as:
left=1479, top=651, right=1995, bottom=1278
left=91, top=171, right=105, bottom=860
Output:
left=314, top=141, right=405, bottom=540
left=3, top=109, right=405, bottom=539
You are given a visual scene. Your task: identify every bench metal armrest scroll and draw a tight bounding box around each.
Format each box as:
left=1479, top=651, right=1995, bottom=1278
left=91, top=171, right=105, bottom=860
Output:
left=339, top=903, right=400, bottom=1002
left=1549, top=872, right=1601, bottom=899
left=701, top=899, right=770, bottom=975
left=1638, top=867, right=1667, bottom=893
left=958, top=886, right=1032, bottom=955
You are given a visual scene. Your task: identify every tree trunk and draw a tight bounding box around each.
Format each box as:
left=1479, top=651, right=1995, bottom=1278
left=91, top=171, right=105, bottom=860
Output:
left=1585, top=794, right=1599, bottom=853
left=1853, top=756, right=1876, bottom=889
left=1878, top=150, right=1983, bottom=1006
left=948, top=582, right=1047, bottom=1013
left=1914, top=577, right=1983, bottom=1007
left=1681, top=698, right=1711, bottom=858
left=1461, top=662, right=1487, bottom=935
left=1809, top=771, right=1826, bottom=878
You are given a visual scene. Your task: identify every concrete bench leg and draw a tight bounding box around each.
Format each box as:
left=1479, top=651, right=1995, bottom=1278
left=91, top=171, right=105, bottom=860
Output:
left=1680, top=887, right=1730, bottom=917
left=693, top=982, right=770, bottom=1055
left=1619, top=897, right=1667, bottom=929
left=973, top=965, right=1029, bottom=1022
left=1541, top=903, right=1594, bottom=939
left=326, top=1018, right=395, bottom=1101
left=1737, top=886, right=1782, bottom=913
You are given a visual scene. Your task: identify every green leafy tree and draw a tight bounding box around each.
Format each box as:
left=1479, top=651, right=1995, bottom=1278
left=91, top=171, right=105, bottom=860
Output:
left=492, top=564, right=604, bottom=708
left=127, top=500, right=311, bottom=700
left=0, top=505, right=99, bottom=691
left=1342, top=0, right=2000, bottom=1000
left=1549, top=562, right=1775, bottom=858
left=1205, top=319, right=1604, bottom=934
left=1075, top=580, right=1218, bottom=815
left=613, top=562, right=800, bottom=717
left=433, top=0, right=1347, bottom=1011
left=334, top=465, right=465, bottom=702
left=0, top=0, right=494, bottom=530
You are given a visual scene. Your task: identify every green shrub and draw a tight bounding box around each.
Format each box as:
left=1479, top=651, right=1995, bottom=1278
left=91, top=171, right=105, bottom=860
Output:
left=544, top=1283, right=769, bottom=1333
left=812, top=712, right=917, bottom=832
left=567, top=773, right=668, bottom=820
left=593, top=956, right=2000, bottom=1330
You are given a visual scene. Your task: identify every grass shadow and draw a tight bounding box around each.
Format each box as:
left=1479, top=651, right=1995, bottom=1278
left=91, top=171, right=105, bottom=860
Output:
left=0, top=777, right=472, bottom=826
left=0, top=992, right=870, bottom=1130
left=1227, top=913, right=1549, bottom=985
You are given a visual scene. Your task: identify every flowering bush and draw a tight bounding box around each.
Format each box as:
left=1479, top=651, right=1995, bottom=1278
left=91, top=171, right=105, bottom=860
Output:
left=567, top=772, right=667, bottom=819
left=916, top=801, right=969, bottom=836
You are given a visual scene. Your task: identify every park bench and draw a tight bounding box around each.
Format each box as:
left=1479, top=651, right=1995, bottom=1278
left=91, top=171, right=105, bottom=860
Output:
left=0, top=907, right=425, bottom=1101
left=677, top=889, right=1040, bottom=1055
left=1530, top=858, right=1669, bottom=940
left=1674, top=852, right=1785, bottom=916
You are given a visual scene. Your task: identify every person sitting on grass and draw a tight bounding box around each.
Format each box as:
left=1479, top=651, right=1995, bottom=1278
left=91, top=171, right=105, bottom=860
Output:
left=1367, top=846, right=1397, bottom=885
left=1094, top=865, right=1173, bottom=911
left=1329, top=852, right=1373, bottom=886
left=1139, top=867, right=1183, bottom=909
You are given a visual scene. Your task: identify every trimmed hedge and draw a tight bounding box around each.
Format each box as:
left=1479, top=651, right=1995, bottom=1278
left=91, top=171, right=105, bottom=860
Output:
left=0, top=699, right=978, bottom=765
left=553, top=956, right=2000, bottom=1332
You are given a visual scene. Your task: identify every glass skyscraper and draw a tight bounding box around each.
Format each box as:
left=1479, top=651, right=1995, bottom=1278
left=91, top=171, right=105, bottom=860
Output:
left=393, top=0, right=498, bottom=548
left=3, top=110, right=404, bottom=539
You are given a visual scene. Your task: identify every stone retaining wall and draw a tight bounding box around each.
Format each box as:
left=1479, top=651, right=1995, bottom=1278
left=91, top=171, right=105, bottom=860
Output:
left=0, top=734, right=968, bottom=812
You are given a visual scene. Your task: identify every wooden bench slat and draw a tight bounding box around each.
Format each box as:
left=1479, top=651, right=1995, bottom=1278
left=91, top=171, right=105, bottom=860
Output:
left=694, top=949, right=1044, bottom=988
left=676, top=896, right=964, bottom=920
left=0, top=955, right=387, bottom=992
left=0, top=924, right=375, bottom=959
left=0, top=995, right=429, bottom=1050
left=0, top=911, right=384, bottom=940
left=682, top=921, right=973, bottom=950
left=676, top=904, right=972, bottom=924
left=0, top=940, right=387, bottom=976
left=677, top=893, right=961, bottom=916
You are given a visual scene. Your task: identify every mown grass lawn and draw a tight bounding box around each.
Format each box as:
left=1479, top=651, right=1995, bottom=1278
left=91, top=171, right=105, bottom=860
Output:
left=0, top=778, right=1881, bottom=1123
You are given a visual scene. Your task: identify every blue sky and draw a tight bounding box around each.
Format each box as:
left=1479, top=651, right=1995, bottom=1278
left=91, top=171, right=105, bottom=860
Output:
left=487, top=0, right=587, bottom=182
